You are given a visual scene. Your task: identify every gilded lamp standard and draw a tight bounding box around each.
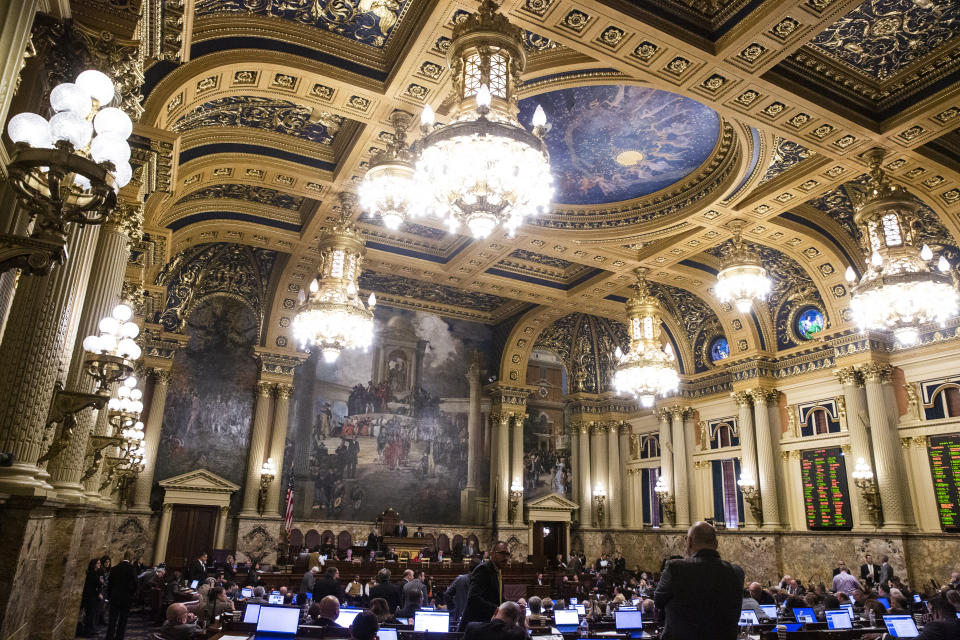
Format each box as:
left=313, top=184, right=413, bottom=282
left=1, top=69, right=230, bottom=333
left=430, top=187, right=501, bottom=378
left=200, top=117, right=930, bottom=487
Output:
left=415, top=0, right=552, bottom=238
left=508, top=478, right=523, bottom=524
left=258, top=458, right=277, bottom=515
left=653, top=475, right=676, bottom=526
left=3, top=70, right=133, bottom=275
left=293, top=192, right=376, bottom=363
left=737, top=471, right=763, bottom=523
left=845, top=148, right=959, bottom=346
left=593, top=482, right=607, bottom=526
left=612, top=268, right=680, bottom=407
left=852, top=458, right=883, bottom=527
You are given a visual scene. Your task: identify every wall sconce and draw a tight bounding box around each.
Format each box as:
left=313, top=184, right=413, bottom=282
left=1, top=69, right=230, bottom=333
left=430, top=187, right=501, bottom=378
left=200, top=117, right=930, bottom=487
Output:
left=852, top=458, right=883, bottom=527
left=257, top=457, right=277, bottom=515
left=653, top=476, right=676, bottom=526
left=593, top=482, right=607, bottom=526
left=737, top=472, right=763, bottom=523
left=3, top=70, right=131, bottom=275
left=508, top=477, right=523, bottom=524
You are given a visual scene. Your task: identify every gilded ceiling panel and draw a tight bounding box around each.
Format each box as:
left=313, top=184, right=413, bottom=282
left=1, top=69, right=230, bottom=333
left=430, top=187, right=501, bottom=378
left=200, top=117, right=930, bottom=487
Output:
left=358, top=271, right=509, bottom=313
left=176, top=183, right=306, bottom=211
left=758, top=137, right=811, bottom=185
left=194, top=0, right=413, bottom=49
left=533, top=312, right=629, bottom=393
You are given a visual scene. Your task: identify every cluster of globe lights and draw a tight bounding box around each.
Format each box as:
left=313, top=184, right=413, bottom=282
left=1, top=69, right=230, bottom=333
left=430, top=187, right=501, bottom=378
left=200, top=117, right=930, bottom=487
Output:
left=358, top=0, right=553, bottom=239
left=111, top=375, right=146, bottom=466
left=843, top=149, right=959, bottom=347
left=6, top=70, right=134, bottom=194
left=82, top=303, right=143, bottom=366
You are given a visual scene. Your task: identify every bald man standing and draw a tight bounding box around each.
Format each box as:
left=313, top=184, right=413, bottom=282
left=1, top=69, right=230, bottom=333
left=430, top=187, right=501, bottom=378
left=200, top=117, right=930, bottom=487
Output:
left=654, top=522, right=744, bottom=640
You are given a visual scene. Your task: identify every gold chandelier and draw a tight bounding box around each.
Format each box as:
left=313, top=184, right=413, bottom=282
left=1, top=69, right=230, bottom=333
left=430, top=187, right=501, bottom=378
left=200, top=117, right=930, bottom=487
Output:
left=714, top=221, right=771, bottom=313
left=358, top=110, right=420, bottom=230
left=293, top=192, right=376, bottom=363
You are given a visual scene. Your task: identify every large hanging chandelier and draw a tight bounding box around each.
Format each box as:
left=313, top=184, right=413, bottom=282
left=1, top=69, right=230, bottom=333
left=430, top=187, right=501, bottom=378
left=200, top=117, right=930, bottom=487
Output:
left=845, top=148, right=959, bottom=346
left=414, top=0, right=553, bottom=238
left=293, top=192, right=376, bottom=363
left=714, top=221, right=771, bottom=313
left=613, top=268, right=680, bottom=408
left=359, top=110, right=421, bottom=231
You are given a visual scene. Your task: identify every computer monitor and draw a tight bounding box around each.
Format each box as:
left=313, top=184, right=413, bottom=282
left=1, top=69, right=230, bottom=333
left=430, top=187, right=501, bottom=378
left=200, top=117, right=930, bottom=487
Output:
left=883, top=614, right=920, bottom=638
left=913, top=594, right=922, bottom=603
left=841, top=603, right=854, bottom=619
left=575, top=604, right=585, bottom=615
left=243, top=603, right=261, bottom=624
left=268, top=593, right=284, bottom=605
left=759, top=605, right=777, bottom=619
left=335, top=608, right=362, bottom=628
left=619, top=606, right=637, bottom=611
left=779, top=623, right=803, bottom=632
left=615, top=609, right=643, bottom=631
left=256, top=606, right=301, bottom=634
left=554, top=608, right=580, bottom=631
left=414, top=611, right=450, bottom=633
left=825, top=610, right=852, bottom=630
left=739, top=610, right=760, bottom=626
left=377, top=629, right=398, bottom=640
left=189, top=580, right=199, bottom=589
left=793, top=607, right=816, bottom=623
left=569, top=598, right=578, bottom=605
left=241, top=587, right=253, bottom=598
left=291, top=594, right=297, bottom=605
left=878, top=597, right=891, bottom=609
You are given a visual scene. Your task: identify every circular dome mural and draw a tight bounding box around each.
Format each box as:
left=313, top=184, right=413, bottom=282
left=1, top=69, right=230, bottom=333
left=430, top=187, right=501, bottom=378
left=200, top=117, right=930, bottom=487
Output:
left=518, top=84, right=721, bottom=206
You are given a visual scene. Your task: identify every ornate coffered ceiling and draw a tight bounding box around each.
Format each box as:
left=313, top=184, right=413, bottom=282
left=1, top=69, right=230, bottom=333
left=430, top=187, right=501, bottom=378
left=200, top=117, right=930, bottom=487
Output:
left=85, top=0, right=960, bottom=387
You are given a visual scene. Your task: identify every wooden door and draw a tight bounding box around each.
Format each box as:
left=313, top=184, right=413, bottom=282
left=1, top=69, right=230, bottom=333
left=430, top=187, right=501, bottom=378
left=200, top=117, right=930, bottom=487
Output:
left=165, top=505, right=218, bottom=570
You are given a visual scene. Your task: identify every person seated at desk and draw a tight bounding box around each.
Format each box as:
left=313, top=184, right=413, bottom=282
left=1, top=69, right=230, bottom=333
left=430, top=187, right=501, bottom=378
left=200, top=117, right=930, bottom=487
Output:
left=349, top=611, right=380, bottom=640
left=159, top=603, right=198, bottom=640
left=383, top=547, right=398, bottom=562
left=368, top=598, right=399, bottom=626
left=413, top=526, right=425, bottom=539
left=346, top=575, right=364, bottom=606
left=462, top=540, right=477, bottom=559
left=205, top=586, right=235, bottom=622
left=525, top=596, right=547, bottom=625
left=907, top=597, right=960, bottom=640
left=464, top=601, right=526, bottom=640
left=246, top=586, right=269, bottom=604
left=308, top=595, right=344, bottom=628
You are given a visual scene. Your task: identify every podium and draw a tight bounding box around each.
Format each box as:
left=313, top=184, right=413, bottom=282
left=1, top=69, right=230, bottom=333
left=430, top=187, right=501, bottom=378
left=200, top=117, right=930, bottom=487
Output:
left=382, top=536, right=430, bottom=560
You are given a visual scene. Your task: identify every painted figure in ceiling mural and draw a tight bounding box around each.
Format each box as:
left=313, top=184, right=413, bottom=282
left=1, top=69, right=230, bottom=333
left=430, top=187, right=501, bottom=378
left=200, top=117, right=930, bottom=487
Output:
left=285, top=307, right=492, bottom=522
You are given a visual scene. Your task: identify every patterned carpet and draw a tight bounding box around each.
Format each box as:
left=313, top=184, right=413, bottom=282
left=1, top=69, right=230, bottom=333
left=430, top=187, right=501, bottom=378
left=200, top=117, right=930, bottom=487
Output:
left=73, top=606, right=160, bottom=640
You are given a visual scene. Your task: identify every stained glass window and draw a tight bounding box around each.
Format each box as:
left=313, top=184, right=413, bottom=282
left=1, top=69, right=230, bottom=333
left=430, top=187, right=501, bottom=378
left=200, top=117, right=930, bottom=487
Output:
left=796, top=307, right=825, bottom=340
left=710, top=337, right=729, bottom=362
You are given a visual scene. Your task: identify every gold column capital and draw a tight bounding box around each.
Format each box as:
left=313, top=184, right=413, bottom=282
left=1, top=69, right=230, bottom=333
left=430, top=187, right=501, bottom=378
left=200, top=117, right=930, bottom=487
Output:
left=162, top=503, right=174, bottom=513
left=591, top=421, right=608, bottom=435
left=275, top=383, right=295, bottom=400
left=731, top=390, right=752, bottom=407
left=913, top=435, right=929, bottom=448
left=858, top=362, right=893, bottom=383
left=655, top=407, right=671, bottom=422
left=257, top=381, right=276, bottom=397
left=668, top=406, right=692, bottom=420
left=151, top=368, right=172, bottom=385
left=220, top=505, right=230, bottom=516
left=750, top=388, right=779, bottom=405
left=835, top=366, right=863, bottom=386
left=899, top=437, right=912, bottom=450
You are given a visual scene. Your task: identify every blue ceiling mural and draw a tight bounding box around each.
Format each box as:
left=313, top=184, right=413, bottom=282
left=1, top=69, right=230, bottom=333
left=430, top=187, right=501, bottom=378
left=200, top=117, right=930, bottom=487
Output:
left=358, top=271, right=508, bottom=313
left=173, top=96, right=347, bottom=145
left=808, top=0, right=960, bottom=80
left=758, top=137, right=810, bottom=185
left=156, top=243, right=279, bottom=332
left=176, top=183, right=306, bottom=211
left=534, top=313, right=629, bottom=393
left=194, top=0, right=413, bottom=49
left=517, top=84, right=720, bottom=205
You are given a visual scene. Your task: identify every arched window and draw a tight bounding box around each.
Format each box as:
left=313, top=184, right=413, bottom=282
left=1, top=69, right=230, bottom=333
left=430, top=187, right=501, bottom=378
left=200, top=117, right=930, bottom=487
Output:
left=716, top=424, right=733, bottom=448
left=812, top=408, right=829, bottom=434
left=941, top=387, right=960, bottom=417
left=640, top=436, right=659, bottom=459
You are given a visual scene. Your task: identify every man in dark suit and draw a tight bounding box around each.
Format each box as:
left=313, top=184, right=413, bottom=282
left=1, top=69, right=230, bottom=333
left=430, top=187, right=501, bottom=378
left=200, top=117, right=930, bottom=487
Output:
left=186, top=552, right=207, bottom=584
left=366, top=529, right=381, bottom=553
left=833, top=560, right=847, bottom=576
left=878, top=556, right=894, bottom=588
left=458, top=541, right=509, bottom=631
left=463, top=601, right=526, bottom=640
left=313, top=567, right=343, bottom=602
left=106, top=550, right=139, bottom=640
left=860, top=553, right=880, bottom=587
left=307, top=596, right=344, bottom=627
left=395, top=520, right=409, bottom=537
left=413, top=526, right=425, bottom=538
left=369, top=568, right=402, bottom=611
left=654, top=522, right=745, bottom=640
left=444, top=573, right=471, bottom=624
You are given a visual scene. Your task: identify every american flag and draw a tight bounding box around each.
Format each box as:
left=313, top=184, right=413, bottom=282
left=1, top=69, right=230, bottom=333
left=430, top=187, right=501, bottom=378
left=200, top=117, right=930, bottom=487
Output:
left=283, top=473, right=295, bottom=533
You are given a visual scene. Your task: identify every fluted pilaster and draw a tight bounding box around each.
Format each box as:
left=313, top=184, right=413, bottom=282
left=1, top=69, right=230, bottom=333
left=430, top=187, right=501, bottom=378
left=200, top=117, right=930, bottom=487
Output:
left=656, top=408, right=672, bottom=502
left=577, top=421, right=591, bottom=525
left=240, top=381, right=276, bottom=516
left=590, top=422, right=608, bottom=526
left=860, top=363, right=907, bottom=527
left=465, top=360, right=482, bottom=490
left=266, top=383, right=294, bottom=513
left=607, top=422, right=623, bottom=528
left=133, top=368, right=171, bottom=509
left=732, top=391, right=757, bottom=526
left=494, top=412, right=511, bottom=527
left=750, top=388, right=781, bottom=528
left=670, top=407, right=691, bottom=527
left=836, top=367, right=874, bottom=528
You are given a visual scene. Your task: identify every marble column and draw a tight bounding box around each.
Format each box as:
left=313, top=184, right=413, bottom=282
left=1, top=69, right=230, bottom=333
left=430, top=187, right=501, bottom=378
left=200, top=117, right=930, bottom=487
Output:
left=511, top=415, right=524, bottom=497
left=132, top=368, right=171, bottom=510
left=619, top=428, right=632, bottom=527
left=154, top=503, right=174, bottom=565
left=266, top=383, right=293, bottom=514
left=465, top=360, right=482, bottom=491
left=577, top=422, right=591, bottom=525
left=836, top=367, right=874, bottom=528
left=860, top=363, right=907, bottom=527
left=0, top=222, right=100, bottom=495
left=751, top=389, right=781, bottom=528
left=904, top=436, right=939, bottom=531
left=607, top=422, right=623, bottom=528
left=732, top=391, right=758, bottom=527
left=495, top=413, right=510, bottom=528
left=240, top=381, right=276, bottom=516
left=47, top=207, right=134, bottom=499
left=657, top=409, right=672, bottom=506
left=590, top=423, right=608, bottom=526
left=570, top=425, right=579, bottom=507
left=670, top=408, right=690, bottom=528
left=215, top=505, right=230, bottom=549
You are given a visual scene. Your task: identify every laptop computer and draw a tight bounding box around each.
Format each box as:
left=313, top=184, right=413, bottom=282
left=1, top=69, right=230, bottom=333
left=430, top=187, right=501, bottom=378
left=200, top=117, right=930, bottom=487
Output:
left=825, top=610, right=852, bottom=630
left=554, top=608, right=580, bottom=633
left=414, top=611, right=449, bottom=632
left=243, top=603, right=261, bottom=624
left=242, top=587, right=254, bottom=598
left=335, top=608, right=362, bottom=628
left=883, top=614, right=920, bottom=638
left=878, top=597, right=891, bottom=609
left=255, top=605, right=300, bottom=636
left=779, top=623, right=803, bottom=632
left=615, top=609, right=645, bottom=638
left=913, top=594, right=922, bottom=603
left=268, top=594, right=284, bottom=605
left=569, top=598, right=578, bottom=605
left=619, top=606, right=637, bottom=611
left=759, top=604, right=777, bottom=619
left=377, top=629, right=398, bottom=640
left=841, top=603, right=854, bottom=619
left=793, top=607, right=816, bottom=623
left=739, top=610, right=760, bottom=626
left=575, top=604, right=585, bottom=615
left=190, top=580, right=199, bottom=589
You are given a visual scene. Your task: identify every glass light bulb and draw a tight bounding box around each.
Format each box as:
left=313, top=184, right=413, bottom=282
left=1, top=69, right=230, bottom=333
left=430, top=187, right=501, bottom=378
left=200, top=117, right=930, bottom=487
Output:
left=132, top=400, right=144, bottom=413
left=347, top=281, right=357, bottom=296
left=50, top=83, right=93, bottom=117
left=93, top=107, right=133, bottom=139
left=921, top=244, right=933, bottom=261
left=476, top=84, right=492, bottom=108
left=7, top=112, right=51, bottom=148
left=117, top=338, right=140, bottom=359
left=99, top=316, right=120, bottom=335
left=113, top=303, right=133, bottom=321
left=939, top=256, right=950, bottom=272
left=735, top=299, right=752, bottom=313
left=845, top=266, right=856, bottom=282
left=108, top=398, right=121, bottom=410
left=82, top=335, right=101, bottom=353
left=531, top=105, right=547, bottom=127
left=310, top=279, right=319, bottom=293
left=135, top=421, right=144, bottom=430
left=49, top=111, right=93, bottom=149
left=90, top=134, right=131, bottom=167
left=421, top=104, right=435, bottom=126
left=871, top=251, right=883, bottom=266
left=75, top=70, right=116, bottom=105
left=322, top=348, right=340, bottom=363
left=119, top=321, right=139, bottom=339
left=117, top=385, right=129, bottom=399
left=99, top=333, right=117, bottom=353
left=124, top=376, right=137, bottom=388
left=112, top=161, right=133, bottom=189
left=130, top=389, right=143, bottom=401
left=368, top=293, right=376, bottom=307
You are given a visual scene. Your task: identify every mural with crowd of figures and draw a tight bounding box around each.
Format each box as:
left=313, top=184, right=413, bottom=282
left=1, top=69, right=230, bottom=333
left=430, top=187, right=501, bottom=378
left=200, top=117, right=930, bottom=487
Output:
left=284, top=307, right=494, bottom=523
left=152, top=296, right=259, bottom=510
